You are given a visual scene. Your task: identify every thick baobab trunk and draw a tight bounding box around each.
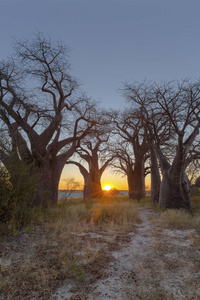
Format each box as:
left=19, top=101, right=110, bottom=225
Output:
left=149, top=145, right=161, bottom=204
left=157, top=147, right=192, bottom=210
left=127, top=166, right=135, bottom=199
left=84, top=173, right=102, bottom=200
left=82, top=153, right=103, bottom=199
left=35, top=158, right=65, bottom=206
left=126, top=160, right=145, bottom=200
left=69, top=161, right=103, bottom=201
left=159, top=169, right=191, bottom=209
left=131, top=158, right=145, bottom=200
left=36, top=174, right=58, bottom=206
left=126, top=158, right=145, bottom=200
left=39, top=171, right=59, bottom=206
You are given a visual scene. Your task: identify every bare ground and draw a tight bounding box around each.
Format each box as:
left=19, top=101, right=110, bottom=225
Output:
left=1, top=207, right=200, bottom=300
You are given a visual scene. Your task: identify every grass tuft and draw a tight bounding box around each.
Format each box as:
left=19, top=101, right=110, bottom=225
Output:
left=90, top=201, right=139, bottom=227
left=156, top=209, right=195, bottom=230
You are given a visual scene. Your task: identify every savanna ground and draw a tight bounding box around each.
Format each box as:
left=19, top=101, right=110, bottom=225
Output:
left=0, top=196, right=200, bottom=300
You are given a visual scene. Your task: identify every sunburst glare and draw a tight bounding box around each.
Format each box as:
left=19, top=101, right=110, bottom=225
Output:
left=103, top=185, right=112, bottom=191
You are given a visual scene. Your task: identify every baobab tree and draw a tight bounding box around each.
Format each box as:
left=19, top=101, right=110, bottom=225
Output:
left=0, top=33, right=95, bottom=205
left=66, top=123, right=114, bottom=200
left=121, top=82, right=164, bottom=203
left=124, top=80, right=200, bottom=209
left=112, top=109, right=149, bottom=200
left=111, top=141, right=139, bottom=199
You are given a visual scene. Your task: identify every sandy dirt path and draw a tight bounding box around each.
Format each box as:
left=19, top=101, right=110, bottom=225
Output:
left=86, top=208, right=156, bottom=299
left=53, top=207, right=200, bottom=300
left=1, top=207, right=200, bottom=300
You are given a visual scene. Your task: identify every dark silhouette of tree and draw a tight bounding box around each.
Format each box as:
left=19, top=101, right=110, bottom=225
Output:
left=112, top=109, right=149, bottom=200
left=121, top=82, right=167, bottom=203
left=0, top=33, right=95, bottom=205
left=66, top=121, right=114, bottom=200
left=123, top=80, right=200, bottom=209
left=111, top=141, right=135, bottom=199
left=111, top=140, right=150, bottom=200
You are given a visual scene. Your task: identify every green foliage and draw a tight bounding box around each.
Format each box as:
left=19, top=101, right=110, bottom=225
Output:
left=0, top=159, right=40, bottom=232
left=62, top=252, right=87, bottom=282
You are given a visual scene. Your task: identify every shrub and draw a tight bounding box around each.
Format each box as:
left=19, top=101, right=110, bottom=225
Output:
left=62, top=252, right=87, bottom=282
left=0, top=159, right=40, bottom=232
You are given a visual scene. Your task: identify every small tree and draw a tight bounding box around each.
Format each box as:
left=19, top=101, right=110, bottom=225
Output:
left=62, top=177, right=82, bottom=202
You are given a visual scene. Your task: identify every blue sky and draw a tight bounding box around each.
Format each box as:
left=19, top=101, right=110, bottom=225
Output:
left=1, top=0, right=200, bottom=109
left=1, top=0, right=200, bottom=189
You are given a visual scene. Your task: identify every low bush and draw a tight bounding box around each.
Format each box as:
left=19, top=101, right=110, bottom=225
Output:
left=0, top=159, right=40, bottom=233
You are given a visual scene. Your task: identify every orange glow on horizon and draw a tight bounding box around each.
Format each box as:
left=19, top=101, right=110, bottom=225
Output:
left=59, top=164, right=151, bottom=191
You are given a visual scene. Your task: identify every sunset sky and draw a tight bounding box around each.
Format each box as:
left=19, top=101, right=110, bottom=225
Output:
left=1, top=0, right=200, bottom=190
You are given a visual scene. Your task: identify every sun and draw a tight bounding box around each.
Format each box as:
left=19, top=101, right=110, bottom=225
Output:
left=103, top=185, right=112, bottom=191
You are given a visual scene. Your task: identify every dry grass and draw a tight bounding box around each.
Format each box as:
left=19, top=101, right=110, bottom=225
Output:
left=0, top=196, right=139, bottom=300
left=130, top=208, right=200, bottom=300
left=147, top=194, right=200, bottom=233
left=90, top=201, right=139, bottom=227
left=155, top=209, right=196, bottom=230
left=0, top=254, right=62, bottom=299
left=2, top=194, right=200, bottom=299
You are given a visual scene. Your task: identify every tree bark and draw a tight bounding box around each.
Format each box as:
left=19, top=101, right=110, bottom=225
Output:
left=84, top=173, right=102, bottom=200
left=32, top=157, right=65, bottom=206
left=156, top=146, right=192, bottom=210
left=126, top=155, right=146, bottom=200
left=127, top=166, right=135, bottom=199
left=149, top=145, right=161, bottom=204
left=132, top=158, right=145, bottom=200
left=159, top=168, right=191, bottom=210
